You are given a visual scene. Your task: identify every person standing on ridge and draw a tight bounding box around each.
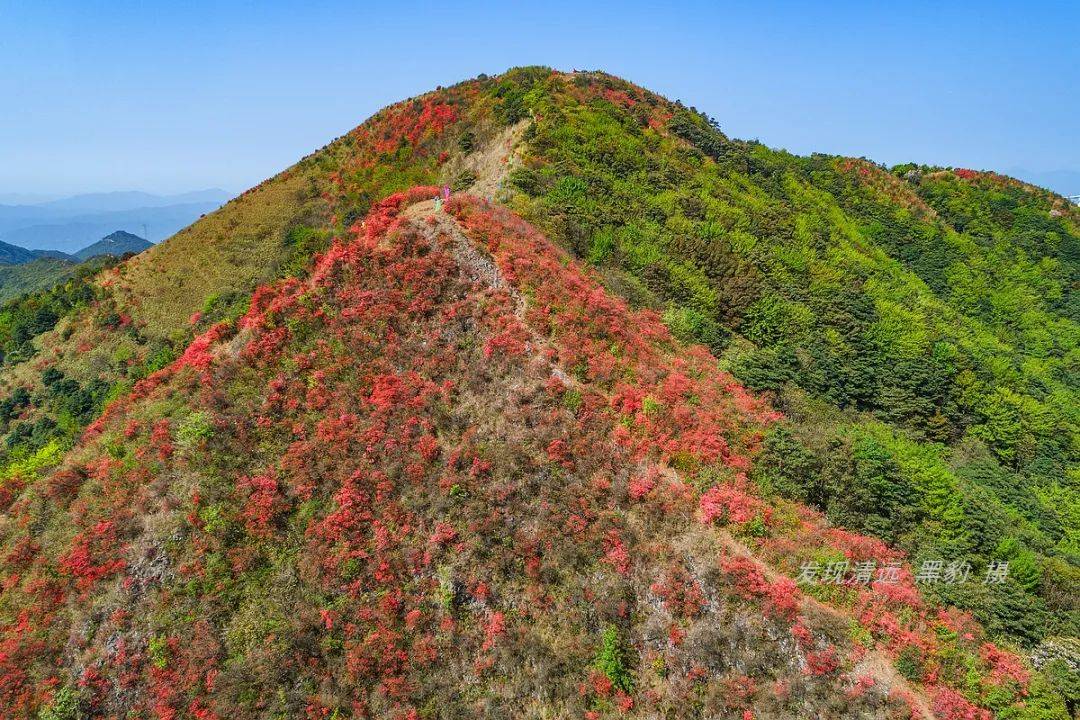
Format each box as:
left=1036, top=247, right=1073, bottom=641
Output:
left=442, top=185, right=451, bottom=202
left=434, top=194, right=443, bottom=212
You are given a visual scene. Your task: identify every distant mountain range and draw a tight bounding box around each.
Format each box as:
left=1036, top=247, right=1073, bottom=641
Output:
left=0, top=193, right=59, bottom=205
left=0, top=188, right=231, bottom=253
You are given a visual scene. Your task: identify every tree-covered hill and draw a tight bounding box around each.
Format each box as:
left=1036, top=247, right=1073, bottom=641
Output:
left=73, top=230, right=153, bottom=262
left=0, top=240, right=41, bottom=266
left=0, top=68, right=1075, bottom=719
left=492, top=70, right=1078, bottom=650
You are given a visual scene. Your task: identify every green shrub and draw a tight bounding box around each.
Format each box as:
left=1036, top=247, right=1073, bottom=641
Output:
left=36, top=687, right=79, bottom=720
left=176, top=411, right=213, bottom=451
left=895, top=645, right=924, bottom=682
left=452, top=170, right=477, bottom=192
left=281, top=225, right=331, bottom=279
left=508, top=167, right=541, bottom=196
left=148, top=634, right=170, bottom=669
left=593, top=625, right=633, bottom=692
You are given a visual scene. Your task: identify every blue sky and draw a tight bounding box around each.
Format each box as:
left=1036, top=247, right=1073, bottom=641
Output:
left=2, top=0, right=1078, bottom=196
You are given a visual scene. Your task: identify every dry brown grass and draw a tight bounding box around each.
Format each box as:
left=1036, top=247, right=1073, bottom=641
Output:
left=115, top=169, right=329, bottom=340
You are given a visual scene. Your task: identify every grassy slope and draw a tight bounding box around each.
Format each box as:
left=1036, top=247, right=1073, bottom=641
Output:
left=115, top=170, right=328, bottom=340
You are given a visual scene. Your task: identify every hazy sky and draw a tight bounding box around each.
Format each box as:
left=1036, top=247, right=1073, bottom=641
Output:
left=2, top=0, right=1078, bottom=196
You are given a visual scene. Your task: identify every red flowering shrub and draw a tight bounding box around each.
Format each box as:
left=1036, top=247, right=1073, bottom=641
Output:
left=699, top=482, right=769, bottom=526
left=429, top=522, right=458, bottom=547
left=931, top=686, right=992, bottom=720
left=149, top=419, right=173, bottom=460
left=803, top=647, right=840, bottom=676
left=0, top=475, right=27, bottom=514
left=546, top=438, right=574, bottom=470
left=45, top=468, right=87, bottom=502
left=720, top=555, right=799, bottom=621
left=603, top=530, right=631, bottom=576
left=978, top=643, right=1028, bottom=687
left=627, top=466, right=659, bottom=500
left=236, top=471, right=286, bottom=538
left=370, top=100, right=457, bottom=154
left=481, top=611, right=507, bottom=652
left=650, top=565, right=706, bottom=618
left=4, top=536, right=39, bottom=571
left=57, top=520, right=125, bottom=594
left=177, top=321, right=232, bottom=373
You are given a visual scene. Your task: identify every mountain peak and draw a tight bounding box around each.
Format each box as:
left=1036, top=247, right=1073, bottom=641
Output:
left=0, top=69, right=1073, bottom=720
left=101, top=229, right=146, bottom=243
left=74, top=229, right=152, bottom=261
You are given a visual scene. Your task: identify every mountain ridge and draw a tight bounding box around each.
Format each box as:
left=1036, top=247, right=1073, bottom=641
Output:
left=0, top=239, right=40, bottom=265
left=28, top=189, right=232, bottom=214
left=0, top=189, right=231, bottom=214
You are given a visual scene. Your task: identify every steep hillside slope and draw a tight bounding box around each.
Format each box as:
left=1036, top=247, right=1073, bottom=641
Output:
left=0, top=190, right=1034, bottom=720
left=484, top=71, right=1077, bottom=657
left=0, top=68, right=1075, bottom=718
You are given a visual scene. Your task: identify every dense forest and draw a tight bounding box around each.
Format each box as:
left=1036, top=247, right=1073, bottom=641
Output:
left=497, top=68, right=1077, bottom=648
